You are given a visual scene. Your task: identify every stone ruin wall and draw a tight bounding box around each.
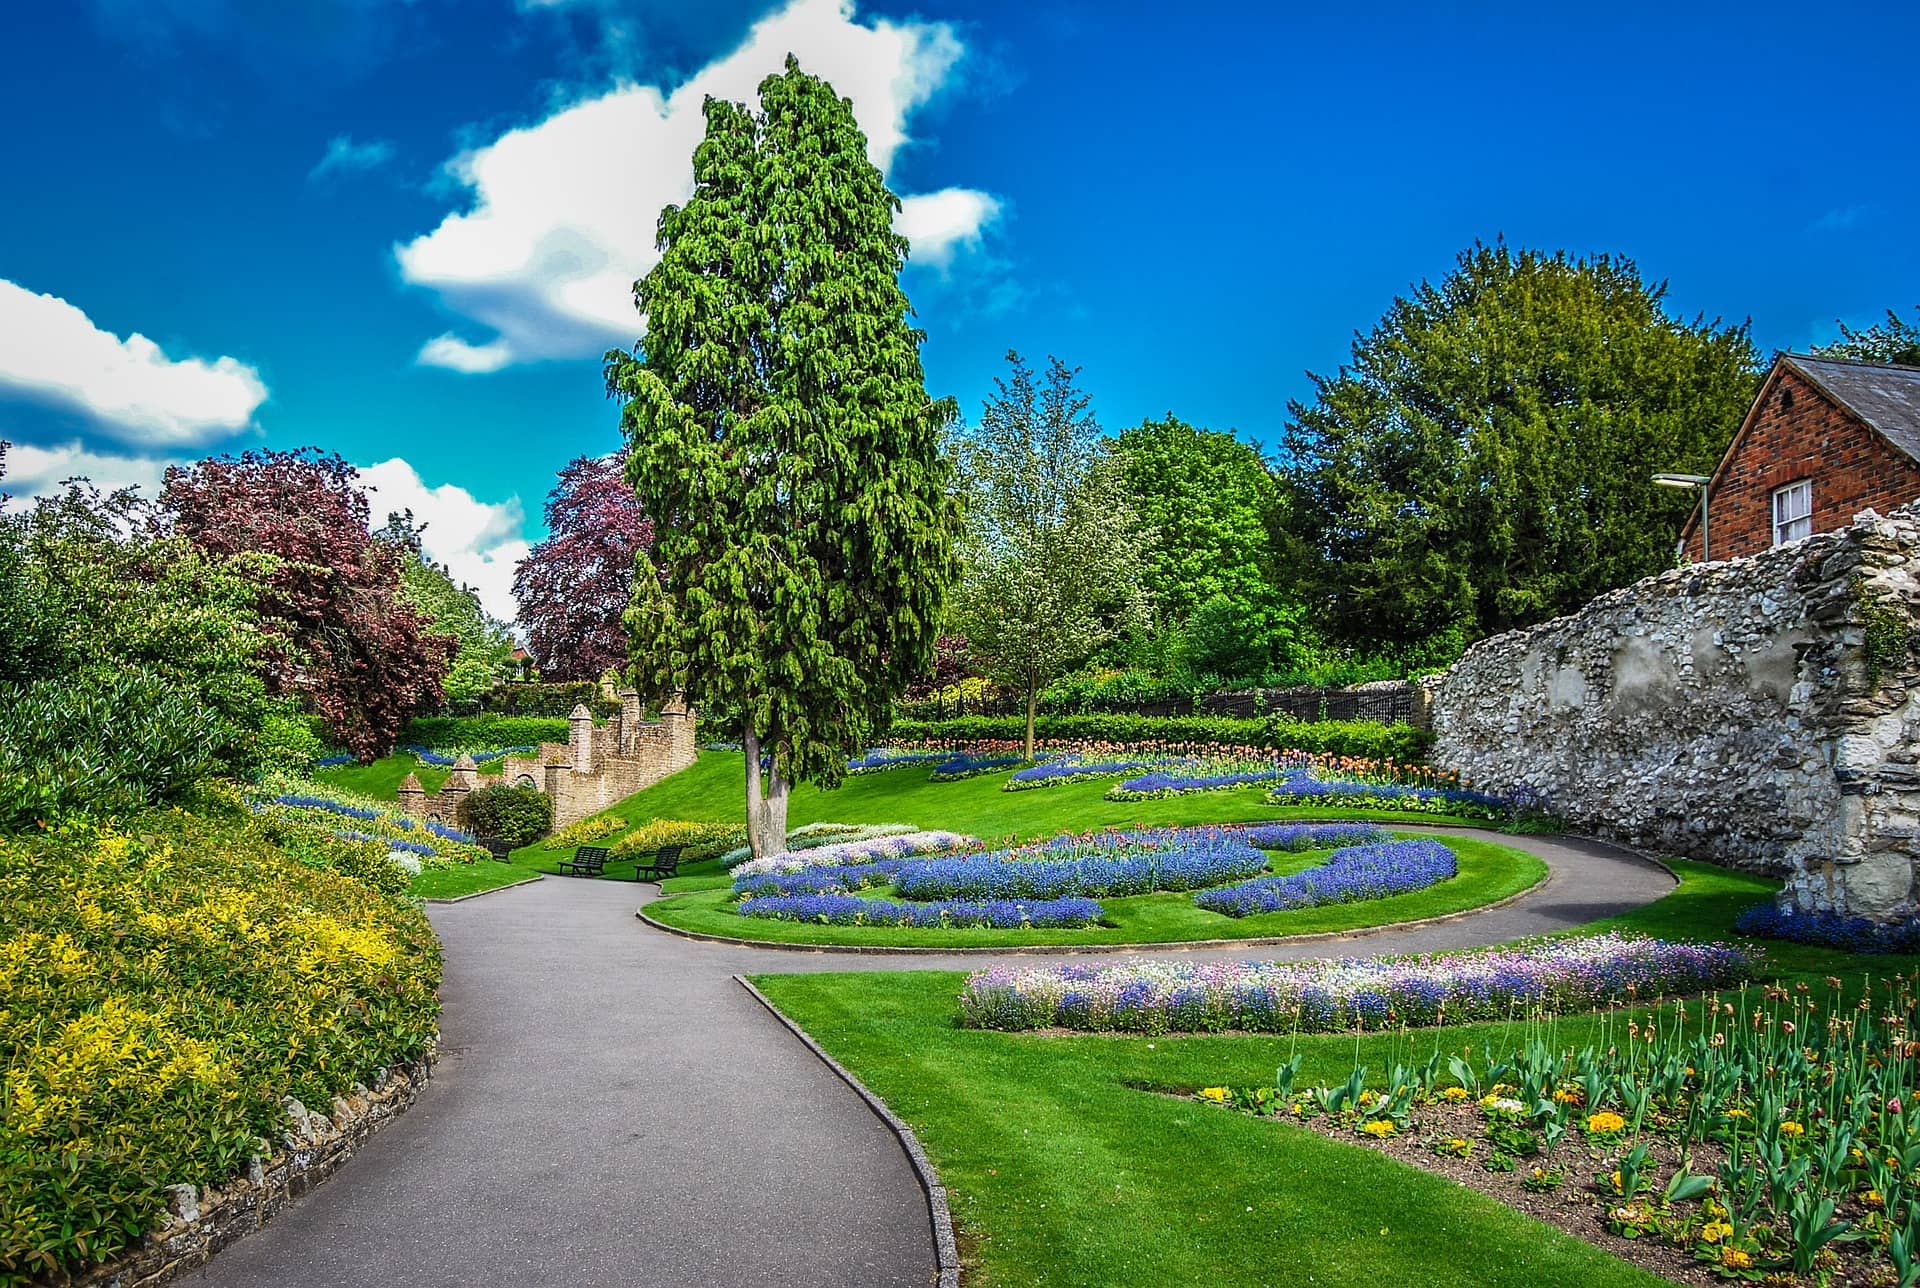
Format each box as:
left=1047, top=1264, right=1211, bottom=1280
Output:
left=1431, top=505, right=1920, bottom=922
left=399, top=691, right=698, bottom=832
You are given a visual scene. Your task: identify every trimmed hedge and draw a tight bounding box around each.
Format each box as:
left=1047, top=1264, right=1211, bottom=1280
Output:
left=885, top=713, right=1432, bottom=761
left=402, top=714, right=570, bottom=749
left=463, top=681, right=620, bottom=720
left=0, top=808, right=441, bottom=1284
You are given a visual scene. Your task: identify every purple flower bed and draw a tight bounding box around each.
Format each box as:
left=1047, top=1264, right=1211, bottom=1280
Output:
left=892, top=829, right=1268, bottom=901
left=1107, top=767, right=1284, bottom=798
left=1243, top=823, right=1391, bottom=851
left=1265, top=775, right=1508, bottom=818
left=957, top=933, right=1762, bottom=1033
left=1003, top=757, right=1161, bottom=792
left=733, top=861, right=906, bottom=898
left=1194, top=838, right=1456, bottom=917
left=737, top=892, right=1103, bottom=929
left=1734, top=902, right=1920, bottom=954
left=928, top=751, right=1027, bottom=781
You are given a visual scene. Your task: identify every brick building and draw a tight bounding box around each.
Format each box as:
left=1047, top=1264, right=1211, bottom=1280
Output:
left=1681, top=354, right=1920, bottom=561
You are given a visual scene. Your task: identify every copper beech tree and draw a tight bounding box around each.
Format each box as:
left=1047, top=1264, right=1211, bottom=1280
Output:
left=511, top=452, right=654, bottom=681
left=609, top=61, right=961, bottom=860
left=160, top=448, right=454, bottom=759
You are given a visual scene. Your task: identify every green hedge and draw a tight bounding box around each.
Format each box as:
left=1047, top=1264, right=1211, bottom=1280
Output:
left=456, top=783, right=554, bottom=848
left=0, top=807, right=441, bottom=1284
left=401, top=714, right=570, bottom=749
left=885, top=713, right=1433, bottom=761
left=463, top=681, right=620, bottom=720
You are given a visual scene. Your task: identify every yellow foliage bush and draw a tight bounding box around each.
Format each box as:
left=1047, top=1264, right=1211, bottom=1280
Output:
left=539, top=813, right=631, bottom=851
left=609, top=817, right=744, bottom=861
left=0, top=810, right=441, bottom=1285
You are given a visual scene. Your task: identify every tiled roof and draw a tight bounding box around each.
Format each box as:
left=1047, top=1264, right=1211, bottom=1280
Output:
left=1785, top=354, right=1920, bottom=465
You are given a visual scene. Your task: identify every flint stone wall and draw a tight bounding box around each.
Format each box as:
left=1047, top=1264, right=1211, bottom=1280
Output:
left=75, top=1058, right=431, bottom=1287
left=1433, top=505, right=1920, bottom=922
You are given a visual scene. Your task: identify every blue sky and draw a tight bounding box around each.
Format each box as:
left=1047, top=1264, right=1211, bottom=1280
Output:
left=1, top=0, right=1915, bottom=619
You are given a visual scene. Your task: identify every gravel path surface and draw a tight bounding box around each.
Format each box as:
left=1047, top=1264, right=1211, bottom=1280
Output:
left=184, top=828, right=1672, bottom=1288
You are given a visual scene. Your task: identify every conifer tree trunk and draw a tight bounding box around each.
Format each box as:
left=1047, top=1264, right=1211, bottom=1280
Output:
left=1023, top=669, right=1038, bottom=761
left=742, top=724, right=790, bottom=860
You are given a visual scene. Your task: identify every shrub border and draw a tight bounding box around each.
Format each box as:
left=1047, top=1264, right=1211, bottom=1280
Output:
left=71, top=1056, right=434, bottom=1287
left=734, top=977, right=961, bottom=1288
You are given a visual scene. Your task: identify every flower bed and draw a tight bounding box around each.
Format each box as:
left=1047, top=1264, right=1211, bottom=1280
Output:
left=733, top=861, right=906, bottom=898
left=957, top=933, right=1760, bottom=1033
left=890, top=827, right=1268, bottom=901
left=539, top=813, right=631, bottom=851
left=258, top=777, right=487, bottom=865
left=1243, top=822, right=1391, bottom=851
left=0, top=811, right=441, bottom=1284
left=714, top=822, right=921, bottom=869
left=1193, top=838, right=1456, bottom=916
left=1733, top=902, right=1920, bottom=954
left=928, top=751, right=1028, bottom=781
left=1003, top=755, right=1173, bottom=791
left=609, top=817, right=745, bottom=861
left=736, top=891, right=1103, bottom=929
left=729, top=829, right=975, bottom=881
left=1266, top=776, right=1508, bottom=821
left=399, top=743, right=535, bottom=765
left=1106, top=762, right=1289, bottom=798
left=846, top=748, right=949, bottom=775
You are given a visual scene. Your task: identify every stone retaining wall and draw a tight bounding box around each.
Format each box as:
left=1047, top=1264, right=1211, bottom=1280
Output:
left=1432, top=506, right=1920, bottom=922
left=76, top=1057, right=432, bottom=1287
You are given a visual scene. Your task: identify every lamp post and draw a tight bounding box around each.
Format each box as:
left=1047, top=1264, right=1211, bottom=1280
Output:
left=1653, top=472, right=1712, bottom=561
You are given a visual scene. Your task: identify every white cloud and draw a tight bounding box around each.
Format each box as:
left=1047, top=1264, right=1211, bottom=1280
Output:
left=310, top=134, right=397, bottom=181
left=0, top=278, right=268, bottom=445
left=0, top=439, right=182, bottom=509
left=897, top=188, right=1003, bottom=271
left=397, top=0, right=995, bottom=371
left=357, top=458, right=530, bottom=621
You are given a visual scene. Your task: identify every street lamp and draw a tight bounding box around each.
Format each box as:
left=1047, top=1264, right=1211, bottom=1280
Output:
left=1653, top=472, right=1712, bottom=561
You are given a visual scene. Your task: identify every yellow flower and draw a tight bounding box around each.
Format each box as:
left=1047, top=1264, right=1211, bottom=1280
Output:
left=1609, top=1170, right=1624, bottom=1193
left=1866, top=1189, right=1884, bottom=1207
left=1778, top=1120, right=1805, bottom=1137
left=1360, top=1119, right=1395, bottom=1138
left=1198, top=1086, right=1229, bottom=1103
left=1552, top=1088, right=1582, bottom=1104
left=1440, top=1086, right=1469, bottom=1101
left=1586, top=1111, right=1626, bottom=1133
left=1720, top=1248, right=1753, bottom=1270
left=1700, top=1220, right=1733, bottom=1244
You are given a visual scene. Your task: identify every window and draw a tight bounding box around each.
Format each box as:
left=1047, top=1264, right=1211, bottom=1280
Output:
left=1772, top=480, right=1813, bottom=546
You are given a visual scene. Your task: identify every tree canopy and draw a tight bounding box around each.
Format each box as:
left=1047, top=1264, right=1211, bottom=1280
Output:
left=953, top=352, right=1151, bottom=755
left=607, top=59, right=962, bottom=857
left=1812, top=306, right=1920, bottom=367
left=512, top=453, right=654, bottom=681
left=1283, top=241, right=1760, bottom=651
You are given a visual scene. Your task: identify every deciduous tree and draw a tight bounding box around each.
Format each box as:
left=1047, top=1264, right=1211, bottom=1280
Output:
left=1284, top=241, right=1759, bottom=651
left=1812, top=306, right=1920, bottom=367
left=952, top=352, right=1151, bottom=757
left=512, top=453, right=654, bottom=680
left=161, top=448, right=454, bottom=758
left=608, top=60, right=963, bottom=859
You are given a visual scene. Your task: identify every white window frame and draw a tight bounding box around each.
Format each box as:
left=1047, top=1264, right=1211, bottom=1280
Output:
left=1772, top=480, right=1813, bottom=547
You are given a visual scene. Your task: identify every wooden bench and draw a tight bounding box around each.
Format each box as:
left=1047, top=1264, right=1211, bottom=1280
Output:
left=558, top=845, right=610, bottom=877
left=631, top=843, right=684, bottom=883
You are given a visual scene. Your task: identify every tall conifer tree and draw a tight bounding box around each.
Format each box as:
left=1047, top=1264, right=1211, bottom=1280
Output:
left=608, top=59, right=961, bottom=858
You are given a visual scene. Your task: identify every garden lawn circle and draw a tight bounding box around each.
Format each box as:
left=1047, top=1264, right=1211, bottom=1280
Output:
left=642, top=826, right=1553, bottom=950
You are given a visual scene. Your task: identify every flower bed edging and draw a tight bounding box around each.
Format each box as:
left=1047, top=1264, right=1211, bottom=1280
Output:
left=71, top=1056, right=434, bottom=1287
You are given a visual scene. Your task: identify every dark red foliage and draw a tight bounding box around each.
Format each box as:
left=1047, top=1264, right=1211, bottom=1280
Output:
left=160, top=448, right=454, bottom=758
left=512, top=453, right=655, bottom=681
left=904, top=634, right=973, bottom=700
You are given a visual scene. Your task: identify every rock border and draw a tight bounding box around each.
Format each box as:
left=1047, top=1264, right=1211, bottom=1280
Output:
left=734, top=976, right=962, bottom=1288
left=74, top=1055, right=434, bottom=1287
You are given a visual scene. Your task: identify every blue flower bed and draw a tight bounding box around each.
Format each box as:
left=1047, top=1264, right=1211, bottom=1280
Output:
left=928, top=751, right=1028, bottom=781
left=1194, top=838, right=1457, bottom=917
left=1108, top=767, right=1284, bottom=798
left=425, top=819, right=478, bottom=844
left=401, top=744, right=534, bottom=766
left=272, top=793, right=380, bottom=823
left=846, top=749, right=949, bottom=775
left=1243, top=822, right=1392, bottom=851
left=1733, top=903, right=1920, bottom=954
left=1265, top=775, right=1508, bottom=819
left=1004, top=757, right=1159, bottom=792
left=315, top=753, right=356, bottom=768
left=736, top=892, right=1103, bottom=929
left=733, top=861, right=906, bottom=898
left=893, top=834, right=1267, bottom=901
left=334, top=829, right=437, bottom=857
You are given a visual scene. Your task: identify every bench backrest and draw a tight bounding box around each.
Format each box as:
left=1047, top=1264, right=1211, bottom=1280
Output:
left=653, top=844, right=683, bottom=866
left=574, top=846, right=610, bottom=864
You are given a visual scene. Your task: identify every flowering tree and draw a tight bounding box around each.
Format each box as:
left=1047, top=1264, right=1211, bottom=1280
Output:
left=512, top=453, right=654, bottom=680
left=161, top=448, right=453, bottom=758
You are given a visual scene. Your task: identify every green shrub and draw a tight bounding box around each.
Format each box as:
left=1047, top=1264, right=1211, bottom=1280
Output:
left=0, top=810, right=440, bottom=1284
left=254, top=706, right=327, bottom=774
left=886, top=713, right=1432, bottom=761
left=402, top=714, right=570, bottom=749
left=610, top=818, right=745, bottom=861
left=248, top=814, right=411, bottom=896
left=0, top=669, right=225, bottom=830
left=455, top=784, right=553, bottom=848
left=468, top=681, right=620, bottom=719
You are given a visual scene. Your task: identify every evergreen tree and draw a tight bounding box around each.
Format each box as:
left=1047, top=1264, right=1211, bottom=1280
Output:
left=1812, top=306, right=1920, bottom=367
left=1284, top=242, right=1759, bottom=650
left=607, top=59, right=962, bottom=858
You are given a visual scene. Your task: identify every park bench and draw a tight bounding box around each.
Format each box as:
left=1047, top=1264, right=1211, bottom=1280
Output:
left=559, top=846, right=610, bottom=877
left=631, top=843, right=684, bottom=883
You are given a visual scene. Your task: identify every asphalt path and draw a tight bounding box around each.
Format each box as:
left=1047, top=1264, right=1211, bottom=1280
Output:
left=184, top=828, right=1673, bottom=1288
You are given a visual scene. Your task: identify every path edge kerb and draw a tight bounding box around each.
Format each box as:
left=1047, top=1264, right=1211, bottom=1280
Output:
left=422, top=873, right=545, bottom=904
left=734, top=976, right=962, bottom=1288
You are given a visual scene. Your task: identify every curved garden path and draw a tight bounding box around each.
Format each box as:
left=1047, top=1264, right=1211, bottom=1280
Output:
left=184, top=829, right=1672, bottom=1288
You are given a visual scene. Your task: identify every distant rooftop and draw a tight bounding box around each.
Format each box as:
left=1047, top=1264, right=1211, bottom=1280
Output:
left=1784, top=354, right=1920, bottom=465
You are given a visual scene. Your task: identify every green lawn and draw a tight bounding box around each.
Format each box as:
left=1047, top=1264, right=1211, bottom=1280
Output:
left=751, top=861, right=1918, bottom=1287
left=646, top=834, right=1543, bottom=948
left=318, top=751, right=503, bottom=799
left=410, top=860, right=540, bottom=901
